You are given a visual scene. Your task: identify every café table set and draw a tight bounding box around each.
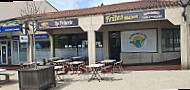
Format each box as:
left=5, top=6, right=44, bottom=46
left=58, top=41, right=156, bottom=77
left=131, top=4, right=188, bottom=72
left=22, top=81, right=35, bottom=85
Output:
left=51, top=56, right=116, bottom=82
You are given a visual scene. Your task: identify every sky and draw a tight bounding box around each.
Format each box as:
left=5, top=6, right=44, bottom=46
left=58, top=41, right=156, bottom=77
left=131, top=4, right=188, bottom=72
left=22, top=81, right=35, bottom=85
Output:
left=46, top=0, right=138, bottom=11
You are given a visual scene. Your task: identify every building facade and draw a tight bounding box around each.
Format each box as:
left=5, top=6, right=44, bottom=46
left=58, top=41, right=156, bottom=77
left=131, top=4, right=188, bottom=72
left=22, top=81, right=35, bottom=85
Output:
left=35, top=0, right=186, bottom=67
left=2, top=0, right=190, bottom=70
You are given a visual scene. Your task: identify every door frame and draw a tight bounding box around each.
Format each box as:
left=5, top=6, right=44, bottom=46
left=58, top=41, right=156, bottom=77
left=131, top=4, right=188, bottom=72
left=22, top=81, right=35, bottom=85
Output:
left=1, top=44, right=8, bottom=64
left=109, top=31, right=121, bottom=61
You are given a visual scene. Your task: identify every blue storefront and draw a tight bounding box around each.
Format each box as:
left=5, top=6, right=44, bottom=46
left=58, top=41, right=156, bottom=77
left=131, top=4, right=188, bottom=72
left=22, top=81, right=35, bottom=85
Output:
left=0, top=25, right=50, bottom=65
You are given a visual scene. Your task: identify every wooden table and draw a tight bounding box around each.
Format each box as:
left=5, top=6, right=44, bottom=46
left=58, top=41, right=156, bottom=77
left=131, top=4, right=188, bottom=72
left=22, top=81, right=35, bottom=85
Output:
left=87, top=64, right=104, bottom=82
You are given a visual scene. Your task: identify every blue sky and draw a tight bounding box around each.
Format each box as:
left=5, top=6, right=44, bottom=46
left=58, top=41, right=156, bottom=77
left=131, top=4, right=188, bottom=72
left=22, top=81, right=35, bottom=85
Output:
left=47, top=0, right=137, bottom=11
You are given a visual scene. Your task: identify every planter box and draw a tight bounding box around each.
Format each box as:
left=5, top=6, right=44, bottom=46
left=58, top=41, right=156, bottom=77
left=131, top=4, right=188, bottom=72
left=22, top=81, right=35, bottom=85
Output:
left=18, top=66, right=56, bottom=90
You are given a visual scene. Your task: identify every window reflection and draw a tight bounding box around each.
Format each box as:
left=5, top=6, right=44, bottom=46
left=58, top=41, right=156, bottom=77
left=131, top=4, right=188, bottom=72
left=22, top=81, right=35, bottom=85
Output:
left=162, top=29, right=180, bottom=52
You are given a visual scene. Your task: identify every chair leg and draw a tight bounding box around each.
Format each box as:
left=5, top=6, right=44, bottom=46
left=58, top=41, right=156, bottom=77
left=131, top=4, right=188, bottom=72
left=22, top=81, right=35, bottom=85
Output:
left=58, top=75, right=62, bottom=80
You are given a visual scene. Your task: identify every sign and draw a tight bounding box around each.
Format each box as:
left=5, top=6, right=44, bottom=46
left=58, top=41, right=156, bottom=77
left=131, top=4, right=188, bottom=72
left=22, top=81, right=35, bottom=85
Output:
left=0, top=37, right=8, bottom=40
left=104, top=9, right=165, bottom=23
left=12, top=36, right=19, bottom=40
left=37, top=18, right=78, bottom=29
left=20, top=35, right=28, bottom=43
left=12, top=34, right=49, bottom=40
left=1, top=26, right=21, bottom=32
left=129, top=33, right=147, bottom=48
left=0, top=26, right=2, bottom=32
left=121, top=29, right=157, bottom=52
left=35, top=34, right=49, bottom=39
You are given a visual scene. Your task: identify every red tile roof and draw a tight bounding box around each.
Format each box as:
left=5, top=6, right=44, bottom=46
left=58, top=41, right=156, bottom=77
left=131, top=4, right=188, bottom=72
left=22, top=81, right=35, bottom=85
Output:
left=18, top=0, right=180, bottom=20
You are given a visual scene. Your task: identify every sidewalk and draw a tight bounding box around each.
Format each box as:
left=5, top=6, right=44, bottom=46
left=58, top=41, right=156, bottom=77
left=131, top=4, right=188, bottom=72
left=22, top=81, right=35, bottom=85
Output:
left=0, top=69, right=190, bottom=90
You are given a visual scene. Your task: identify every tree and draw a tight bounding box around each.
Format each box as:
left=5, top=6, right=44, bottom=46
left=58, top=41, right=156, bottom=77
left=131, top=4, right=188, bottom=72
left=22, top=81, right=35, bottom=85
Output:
left=18, top=1, right=46, bottom=69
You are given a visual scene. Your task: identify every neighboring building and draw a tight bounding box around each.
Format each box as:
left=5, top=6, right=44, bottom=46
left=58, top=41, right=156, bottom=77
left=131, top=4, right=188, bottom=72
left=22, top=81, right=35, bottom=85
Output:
left=0, top=1, right=57, bottom=21
left=0, top=1, right=57, bottom=65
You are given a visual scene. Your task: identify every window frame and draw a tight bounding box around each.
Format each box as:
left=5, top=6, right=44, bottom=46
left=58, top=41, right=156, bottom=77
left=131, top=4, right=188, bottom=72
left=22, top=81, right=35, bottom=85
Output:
left=162, top=29, right=180, bottom=52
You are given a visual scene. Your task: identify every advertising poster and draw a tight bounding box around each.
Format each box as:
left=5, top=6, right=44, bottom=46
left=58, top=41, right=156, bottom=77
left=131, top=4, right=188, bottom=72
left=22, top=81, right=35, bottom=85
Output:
left=121, top=29, right=157, bottom=52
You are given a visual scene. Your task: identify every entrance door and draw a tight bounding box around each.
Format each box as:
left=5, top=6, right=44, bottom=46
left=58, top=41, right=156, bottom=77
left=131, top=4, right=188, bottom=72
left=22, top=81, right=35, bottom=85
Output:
left=1, top=44, right=8, bottom=64
left=13, top=41, right=20, bottom=65
left=109, top=31, right=121, bottom=61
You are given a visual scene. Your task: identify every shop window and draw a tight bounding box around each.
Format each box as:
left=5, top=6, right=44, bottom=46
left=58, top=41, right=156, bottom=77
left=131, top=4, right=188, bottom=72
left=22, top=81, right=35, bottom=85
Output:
left=96, top=32, right=103, bottom=48
left=162, top=29, right=180, bottom=52
left=35, top=39, right=50, bottom=49
left=54, top=33, right=88, bottom=58
left=53, top=32, right=103, bottom=60
left=35, top=39, right=51, bottom=62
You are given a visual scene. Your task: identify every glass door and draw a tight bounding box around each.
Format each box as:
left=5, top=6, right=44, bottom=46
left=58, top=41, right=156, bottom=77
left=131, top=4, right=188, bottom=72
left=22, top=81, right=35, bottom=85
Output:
left=13, top=41, right=20, bottom=65
left=1, top=44, right=8, bottom=64
left=109, top=31, right=121, bottom=61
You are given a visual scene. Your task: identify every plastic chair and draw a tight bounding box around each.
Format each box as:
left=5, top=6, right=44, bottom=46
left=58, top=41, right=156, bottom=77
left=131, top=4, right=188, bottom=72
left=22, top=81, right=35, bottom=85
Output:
left=78, top=64, right=92, bottom=80
left=113, top=60, right=124, bottom=72
left=56, top=65, right=70, bottom=81
left=101, top=65, right=113, bottom=81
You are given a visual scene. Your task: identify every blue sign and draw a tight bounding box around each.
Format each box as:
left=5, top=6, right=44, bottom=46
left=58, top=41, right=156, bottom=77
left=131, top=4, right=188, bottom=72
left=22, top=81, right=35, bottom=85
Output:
left=1, top=26, right=21, bottom=32
left=104, top=9, right=165, bottom=23
left=0, top=26, right=2, bottom=32
left=0, top=37, right=8, bottom=40
left=35, top=34, right=49, bottom=39
left=12, top=34, right=49, bottom=40
left=12, top=36, right=19, bottom=40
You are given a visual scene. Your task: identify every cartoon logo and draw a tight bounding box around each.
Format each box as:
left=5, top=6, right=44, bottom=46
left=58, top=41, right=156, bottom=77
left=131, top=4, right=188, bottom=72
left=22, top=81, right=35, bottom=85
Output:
left=129, top=33, right=147, bottom=48
left=40, top=22, right=49, bottom=28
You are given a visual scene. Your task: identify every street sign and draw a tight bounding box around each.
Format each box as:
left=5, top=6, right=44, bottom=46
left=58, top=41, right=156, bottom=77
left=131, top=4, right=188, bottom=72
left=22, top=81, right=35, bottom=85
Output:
left=20, top=35, right=28, bottom=43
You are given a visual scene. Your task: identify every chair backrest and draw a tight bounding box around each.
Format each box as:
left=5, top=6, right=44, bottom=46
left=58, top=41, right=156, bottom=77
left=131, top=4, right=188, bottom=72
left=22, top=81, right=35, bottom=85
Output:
left=101, top=65, right=113, bottom=73
left=120, top=60, right=123, bottom=65
left=108, top=65, right=113, bottom=72
left=64, top=67, right=69, bottom=74
left=43, top=59, right=46, bottom=65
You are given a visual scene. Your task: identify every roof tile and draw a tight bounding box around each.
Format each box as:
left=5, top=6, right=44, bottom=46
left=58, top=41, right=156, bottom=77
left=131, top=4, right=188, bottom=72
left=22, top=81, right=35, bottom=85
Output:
left=18, top=0, right=179, bottom=20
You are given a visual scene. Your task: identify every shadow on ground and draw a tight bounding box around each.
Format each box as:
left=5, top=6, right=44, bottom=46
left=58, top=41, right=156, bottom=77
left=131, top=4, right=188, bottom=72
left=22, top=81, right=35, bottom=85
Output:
left=0, top=80, right=18, bottom=87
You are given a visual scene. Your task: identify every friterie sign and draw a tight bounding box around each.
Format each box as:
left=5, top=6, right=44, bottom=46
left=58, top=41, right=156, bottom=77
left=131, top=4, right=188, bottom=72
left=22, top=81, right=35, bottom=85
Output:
left=104, top=9, right=165, bottom=23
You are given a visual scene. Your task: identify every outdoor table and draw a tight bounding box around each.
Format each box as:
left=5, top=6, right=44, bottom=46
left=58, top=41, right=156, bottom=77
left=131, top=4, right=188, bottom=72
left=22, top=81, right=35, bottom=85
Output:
left=47, top=57, right=61, bottom=61
left=53, top=59, right=71, bottom=65
left=86, top=64, right=105, bottom=82
left=71, top=56, right=83, bottom=61
left=54, top=66, right=64, bottom=70
left=0, top=69, right=6, bottom=72
left=100, top=59, right=116, bottom=66
left=54, top=66, right=64, bottom=78
left=68, top=61, right=84, bottom=73
left=68, top=61, right=84, bottom=65
left=101, top=59, right=116, bottom=63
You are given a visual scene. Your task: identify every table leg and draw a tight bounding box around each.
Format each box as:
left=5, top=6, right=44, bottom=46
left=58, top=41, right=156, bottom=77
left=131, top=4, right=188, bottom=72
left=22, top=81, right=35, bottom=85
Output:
left=89, top=67, right=101, bottom=82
